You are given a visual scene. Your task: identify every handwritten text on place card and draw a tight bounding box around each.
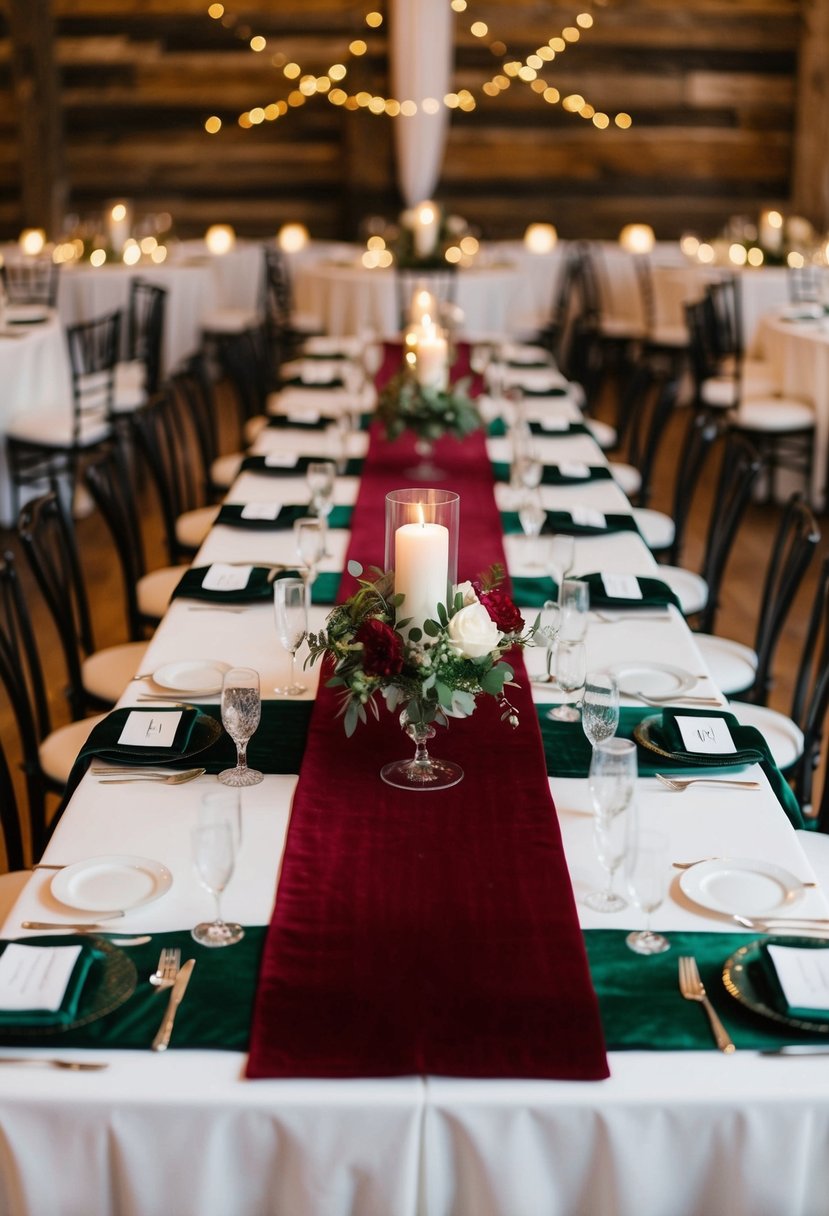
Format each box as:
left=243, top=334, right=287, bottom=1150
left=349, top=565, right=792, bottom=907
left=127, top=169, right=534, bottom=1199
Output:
left=264, top=453, right=297, bottom=468
left=767, top=944, right=829, bottom=1012
left=571, top=506, right=606, bottom=529
left=675, top=715, right=737, bottom=755
left=601, top=573, right=642, bottom=600
left=0, top=944, right=82, bottom=1012
left=241, top=503, right=281, bottom=521
left=202, top=563, right=252, bottom=592
left=118, top=710, right=183, bottom=748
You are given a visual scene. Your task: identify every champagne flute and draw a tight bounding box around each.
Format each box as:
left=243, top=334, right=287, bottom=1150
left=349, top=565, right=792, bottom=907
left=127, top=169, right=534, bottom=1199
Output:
left=191, top=818, right=244, bottom=947
left=294, top=516, right=325, bottom=587
left=530, top=599, right=560, bottom=684
left=199, top=787, right=242, bottom=851
left=219, top=667, right=264, bottom=787
left=559, top=577, right=590, bottom=642
left=625, top=824, right=671, bottom=955
left=548, top=535, right=575, bottom=596
left=547, top=638, right=586, bottom=721
left=582, top=670, right=620, bottom=747
left=518, top=495, right=547, bottom=569
left=585, top=737, right=637, bottom=912
left=274, top=576, right=308, bottom=696
left=306, top=459, right=336, bottom=554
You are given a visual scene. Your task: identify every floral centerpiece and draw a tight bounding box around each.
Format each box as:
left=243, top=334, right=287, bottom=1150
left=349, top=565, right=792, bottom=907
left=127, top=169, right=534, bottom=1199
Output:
left=376, top=368, right=481, bottom=446
left=307, top=560, right=536, bottom=786
left=393, top=201, right=469, bottom=269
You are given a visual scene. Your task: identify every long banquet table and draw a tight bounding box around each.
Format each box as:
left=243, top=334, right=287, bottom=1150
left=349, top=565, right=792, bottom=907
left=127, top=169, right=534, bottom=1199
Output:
left=1, top=354, right=829, bottom=1216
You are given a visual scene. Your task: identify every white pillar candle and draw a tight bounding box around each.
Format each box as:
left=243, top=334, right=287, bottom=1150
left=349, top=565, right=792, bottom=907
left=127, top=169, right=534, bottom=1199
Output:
left=409, top=288, right=437, bottom=326
left=394, top=515, right=449, bottom=634
left=415, top=319, right=448, bottom=391
left=106, top=201, right=132, bottom=254
left=413, top=202, right=439, bottom=259
left=759, top=209, right=783, bottom=252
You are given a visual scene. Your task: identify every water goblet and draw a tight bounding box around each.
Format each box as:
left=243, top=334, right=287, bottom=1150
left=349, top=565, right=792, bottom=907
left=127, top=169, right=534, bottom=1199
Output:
left=191, top=818, right=244, bottom=947
left=294, top=516, right=325, bottom=587
left=582, top=670, right=620, bottom=748
left=274, top=576, right=308, bottom=696
left=219, top=667, right=264, bottom=787
left=585, top=737, right=637, bottom=912
left=559, top=577, right=590, bottom=642
left=546, top=638, right=586, bottom=721
left=625, top=825, right=671, bottom=955
left=306, top=459, right=336, bottom=553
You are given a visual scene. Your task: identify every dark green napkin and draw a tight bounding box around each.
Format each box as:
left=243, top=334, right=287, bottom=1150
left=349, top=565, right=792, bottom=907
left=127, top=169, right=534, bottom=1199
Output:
left=488, top=420, right=588, bottom=440
left=281, top=375, right=344, bottom=390
left=758, top=942, right=829, bottom=1023
left=511, top=573, right=681, bottom=611
left=171, top=565, right=303, bottom=603
left=518, top=385, right=569, bottom=398
left=240, top=455, right=363, bottom=478
left=506, top=359, right=554, bottom=370
left=266, top=414, right=336, bottom=432
left=76, top=706, right=201, bottom=764
left=500, top=509, right=639, bottom=537
left=493, top=463, right=612, bottom=487
left=0, top=941, right=101, bottom=1028
left=215, top=504, right=353, bottom=531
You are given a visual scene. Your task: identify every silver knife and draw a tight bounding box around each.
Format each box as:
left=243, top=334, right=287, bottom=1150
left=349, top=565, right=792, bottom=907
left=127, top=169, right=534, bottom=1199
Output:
left=151, top=958, right=196, bottom=1052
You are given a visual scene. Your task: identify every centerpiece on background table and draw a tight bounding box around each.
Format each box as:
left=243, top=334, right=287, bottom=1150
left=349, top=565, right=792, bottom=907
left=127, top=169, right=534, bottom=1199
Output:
left=306, top=488, right=537, bottom=790
left=376, top=306, right=481, bottom=479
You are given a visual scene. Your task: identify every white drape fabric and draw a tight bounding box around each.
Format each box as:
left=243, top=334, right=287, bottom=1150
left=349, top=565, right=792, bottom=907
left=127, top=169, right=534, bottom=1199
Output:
left=389, top=0, right=453, bottom=206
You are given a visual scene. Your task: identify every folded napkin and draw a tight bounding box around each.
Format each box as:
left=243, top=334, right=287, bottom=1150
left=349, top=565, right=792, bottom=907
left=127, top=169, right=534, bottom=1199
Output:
left=281, top=375, right=344, bottom=390
left=760, top=943, right=829, bottom=1023
left=240, top=455, right=363, bottom=479
left=75, top=706, right=202, bottom=764
left=501, top=510, right=639, bottom=537
left=266, top=414, right=336, bottom=432
left=0, top=941, right=101, bottom=1028
left=216, top=504, right=353, bottom=531
left=528, top=419, right=588, bottom=436
left=493, top=463, right=611, bottom=487
left=171, top=564, right=302, bottom=603
left=580, top=572, right=682, bottom=610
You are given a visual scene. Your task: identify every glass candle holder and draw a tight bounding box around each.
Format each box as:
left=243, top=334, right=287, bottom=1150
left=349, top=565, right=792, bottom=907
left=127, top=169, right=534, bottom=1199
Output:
left=385, top=488, right=459, bottom=634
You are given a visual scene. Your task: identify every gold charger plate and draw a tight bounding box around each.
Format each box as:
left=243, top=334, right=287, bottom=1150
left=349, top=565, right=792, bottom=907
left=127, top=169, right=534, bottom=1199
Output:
left=633, top=713, right=753, bottom=770
left=723, top=936, right=829, bottom=1034
left=0, top=937, right=137, bottom=1038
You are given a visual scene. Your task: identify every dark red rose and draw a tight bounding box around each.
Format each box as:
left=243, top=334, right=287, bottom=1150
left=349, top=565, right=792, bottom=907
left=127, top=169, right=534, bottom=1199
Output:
left=479, top=589, right=523, bottom=634
left=356, top=618, right=404, bottom=677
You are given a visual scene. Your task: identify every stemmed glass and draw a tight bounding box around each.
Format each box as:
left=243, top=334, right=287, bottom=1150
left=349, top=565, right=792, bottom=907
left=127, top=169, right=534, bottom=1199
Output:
left=547, top=638, right=586, bottom=721
left=531, top=599, right=561, bottom=684
left=518, top=494, right=547, bottom=569
left=548, top=535, right=575, bottom=596
left=219, top=667, right=263, bottom=787
left=294, top=516, right=325, bottom=587
left=559, top=577, right=590, bottom=642
left=191, top=815, right=244, bottom=948
left=306, top=459, right=336, bottom=555
left=585, top=737, right=637, bottom=912
left=625, top=825, right=671, bottom=955
left=274, top=576, right=308, bottom=696
left=582, top=670, right=620, bottom=748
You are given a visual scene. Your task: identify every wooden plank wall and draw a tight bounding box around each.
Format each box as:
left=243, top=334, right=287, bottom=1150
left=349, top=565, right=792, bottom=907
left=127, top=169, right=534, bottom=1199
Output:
left=0, top=0, right=804, bottom=243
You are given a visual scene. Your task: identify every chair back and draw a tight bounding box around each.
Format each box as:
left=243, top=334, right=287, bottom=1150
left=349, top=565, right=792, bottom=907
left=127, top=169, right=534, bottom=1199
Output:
left=17, top=490, right=97, bottom=721
left=0, top=734, right=26, bottom=873
left=0, top=259, right=60, bottom=307
left=132, top=387, right=207, bottom=565
left=684, top=298, right=722, bottom=404
left=696, top=434, right=764, bottom=633
left=127, top=280, right=167, bottom=395
left=666, top=408, right=720, bottom=566
left=66, top=310, right=121, bottom=442
left=745, top=494, right=820, bottom=706
left=0, top=552, right=53, bottom=856
left=216, top=326, right=269, bottom=430
left=171, top=354, right=221, bottom=503
left=793, top=560, right=829, bottom=825
left=788, top=264, right=822, bottom=305
left=622, top=373, right=681, bottom=509
left=84, top=444, right=150, bottom=640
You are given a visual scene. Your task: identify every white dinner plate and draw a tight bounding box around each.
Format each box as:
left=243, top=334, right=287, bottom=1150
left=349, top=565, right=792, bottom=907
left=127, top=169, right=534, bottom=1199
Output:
left=151, top=659, right=231, bottom=695
left=607, top=661, right=695, bottom=697
left=52, top=855, right=173, bottom=913
left=679, top=857, right=805, bottom=917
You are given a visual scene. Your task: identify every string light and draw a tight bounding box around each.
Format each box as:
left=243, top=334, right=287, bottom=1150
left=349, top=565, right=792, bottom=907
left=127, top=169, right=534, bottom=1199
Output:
left=202, top=2, right=631, bottom=133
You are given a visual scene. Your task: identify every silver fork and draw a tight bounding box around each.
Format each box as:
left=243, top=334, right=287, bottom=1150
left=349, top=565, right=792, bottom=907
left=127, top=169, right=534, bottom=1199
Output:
left=96, top=769, right=205, bottom=785
left=150, top=947, right=181, bottom=992
left=678, top=955, right=735, bottom=1053
left=629, top=691, right=722, bottom=706
left=656, top=774, right=761, bottom=792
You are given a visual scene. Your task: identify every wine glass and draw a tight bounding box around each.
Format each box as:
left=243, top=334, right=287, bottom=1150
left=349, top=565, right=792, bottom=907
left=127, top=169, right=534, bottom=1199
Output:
left=294, top=516, right=325, bottom=586
left=548, top=535, right=575, bottom=595
left=547, top=638, right=586, bottom=721
left=625, top=824, right=671, bottom=955
left=191, top=817, right=244, bottom=947
left=585, top=737, right=637, bottom=912
left=306, top=459, right=336, bottom=554
left=559, top=577, right=590, bottom=642
left=274, top=576, right=308, bottom=696
left=582, top=670, right=620, bottom=748
left=199, top=787, right=242, bottom=851
left=530, top=599, right=561, bottom=683
left=219, top=667, right=264, bottom=787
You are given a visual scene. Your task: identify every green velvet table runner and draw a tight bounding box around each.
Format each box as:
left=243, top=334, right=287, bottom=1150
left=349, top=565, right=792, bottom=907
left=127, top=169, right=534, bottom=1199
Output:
left=5, top=928, right=825, bottom=1054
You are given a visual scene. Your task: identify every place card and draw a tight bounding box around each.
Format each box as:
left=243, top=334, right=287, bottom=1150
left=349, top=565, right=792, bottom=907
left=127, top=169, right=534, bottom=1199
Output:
left=285, top=410, right=321, bottom=425
left=264, top=453, right=297, bottom=469
left=559, top=462, right=590, bottom=479
left=674, top=715, right=737, bottom=755
left=118, top=709, right=183, bottom=748
left=571, top=506, right=606, bottom=529
left=0, top=944, right=82, bottom=1012
left=202, top=563, right=252, bottom=592
left=241, top=503, right=281, bottom=521
left=300, top=362, right=339, bottom=385
left=600, top=573, right=642, bottom=600
left=767, top=944, right=829, bottom=1012
left=538, top=418, right=569, bottom=432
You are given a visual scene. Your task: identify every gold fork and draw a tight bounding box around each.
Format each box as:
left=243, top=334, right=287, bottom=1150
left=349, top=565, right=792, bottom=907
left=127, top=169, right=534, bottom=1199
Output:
left=149, top=947, right=181, bottom=992
left=678, top=955, right=735, bottom=1053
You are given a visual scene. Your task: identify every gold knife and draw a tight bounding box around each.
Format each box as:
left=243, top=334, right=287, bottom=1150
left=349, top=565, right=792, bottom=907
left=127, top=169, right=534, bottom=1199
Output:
left=21, top=918, right=125, bottom=930
left=151, top=958, right=195, bottom=1052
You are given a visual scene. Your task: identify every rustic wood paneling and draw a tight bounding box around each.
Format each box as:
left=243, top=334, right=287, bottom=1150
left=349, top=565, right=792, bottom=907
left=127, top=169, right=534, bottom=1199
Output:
left=0, top=1, right=812, bottom=243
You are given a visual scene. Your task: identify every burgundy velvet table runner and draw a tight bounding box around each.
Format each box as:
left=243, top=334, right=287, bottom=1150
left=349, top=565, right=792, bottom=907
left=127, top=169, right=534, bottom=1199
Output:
left=246, top=420, right=609, bottom=1080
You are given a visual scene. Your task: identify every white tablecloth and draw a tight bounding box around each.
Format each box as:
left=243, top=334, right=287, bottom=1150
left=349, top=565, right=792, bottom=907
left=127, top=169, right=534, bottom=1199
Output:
left=0, top=377, right=826, bottom=1216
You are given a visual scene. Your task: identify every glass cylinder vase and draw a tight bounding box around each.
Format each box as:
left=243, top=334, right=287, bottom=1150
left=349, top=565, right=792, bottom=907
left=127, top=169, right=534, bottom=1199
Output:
left=384, top=488, right=459, bottom=637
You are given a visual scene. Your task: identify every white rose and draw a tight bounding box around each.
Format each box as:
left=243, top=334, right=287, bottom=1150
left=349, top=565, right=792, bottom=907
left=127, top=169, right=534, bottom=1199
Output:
left=447, top=602, right=500, bottom=659
left=454, top=580, right=479, bottom=606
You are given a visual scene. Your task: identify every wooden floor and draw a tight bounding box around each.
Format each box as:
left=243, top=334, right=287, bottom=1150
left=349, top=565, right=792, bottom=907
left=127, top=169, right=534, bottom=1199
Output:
left=1, top=369, right=827, bottom=865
